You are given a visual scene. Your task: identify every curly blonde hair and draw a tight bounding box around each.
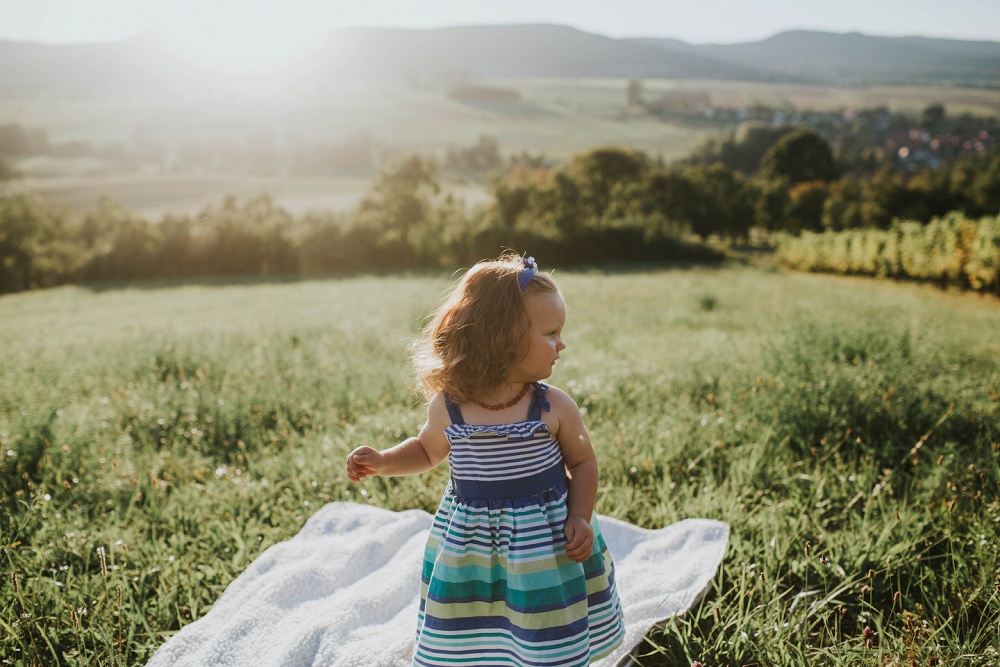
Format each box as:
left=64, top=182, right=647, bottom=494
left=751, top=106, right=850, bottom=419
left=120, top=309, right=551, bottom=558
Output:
left=412, top=254, right=560, bottom=402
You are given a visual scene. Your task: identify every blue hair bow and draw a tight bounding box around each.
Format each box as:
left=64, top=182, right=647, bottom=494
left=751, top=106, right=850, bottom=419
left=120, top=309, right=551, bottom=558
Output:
left=518, top=256, right=538, bottom=291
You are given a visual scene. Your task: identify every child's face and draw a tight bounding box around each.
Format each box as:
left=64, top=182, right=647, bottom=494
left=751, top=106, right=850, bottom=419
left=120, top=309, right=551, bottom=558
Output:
left=509, top=291, right=566, bottom=384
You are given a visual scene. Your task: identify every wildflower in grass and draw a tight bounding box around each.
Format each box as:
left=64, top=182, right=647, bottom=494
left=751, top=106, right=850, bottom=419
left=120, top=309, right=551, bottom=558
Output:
left=97, top=546, right=108, bottom=578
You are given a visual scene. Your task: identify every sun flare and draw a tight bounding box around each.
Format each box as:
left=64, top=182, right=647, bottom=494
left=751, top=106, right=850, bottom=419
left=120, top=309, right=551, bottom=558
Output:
left=156, top=26, right=325, bottom=72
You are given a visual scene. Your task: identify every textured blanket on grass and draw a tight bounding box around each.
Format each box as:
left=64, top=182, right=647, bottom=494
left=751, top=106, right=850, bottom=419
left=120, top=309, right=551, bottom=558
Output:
left=148, top=502, right=729, bottom=667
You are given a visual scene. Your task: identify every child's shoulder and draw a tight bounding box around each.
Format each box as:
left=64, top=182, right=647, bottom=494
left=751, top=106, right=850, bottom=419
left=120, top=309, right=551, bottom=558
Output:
left=425, top=391, right=451, bottom=423
left=539, top=383, right=581, bottom=415
left=538, top=384, right=585, bottom=440
left=427, top=391, right=448, bottom=408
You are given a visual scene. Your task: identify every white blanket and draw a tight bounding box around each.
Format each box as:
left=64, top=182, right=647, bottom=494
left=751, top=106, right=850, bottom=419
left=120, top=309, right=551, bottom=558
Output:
left=148, top=502, right=728, bottom=667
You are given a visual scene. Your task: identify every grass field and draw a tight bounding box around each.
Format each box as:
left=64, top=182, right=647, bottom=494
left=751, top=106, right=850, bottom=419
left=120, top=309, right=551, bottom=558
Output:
left=2, top=265, right=999, bottom=665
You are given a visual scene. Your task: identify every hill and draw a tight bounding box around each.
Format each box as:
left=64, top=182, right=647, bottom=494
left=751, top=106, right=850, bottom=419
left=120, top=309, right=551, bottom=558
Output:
left=632, top=30, right=1000, bottom=85
left=0, top=33, right=219, bottom=93
left=1, top=25, right=999, bottom=94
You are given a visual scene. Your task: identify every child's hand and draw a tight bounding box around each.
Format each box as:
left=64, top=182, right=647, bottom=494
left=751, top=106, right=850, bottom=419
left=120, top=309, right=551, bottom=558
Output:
left=346, top=446, right=385, bottom=482
left=563, top=515, right=595, bottom=563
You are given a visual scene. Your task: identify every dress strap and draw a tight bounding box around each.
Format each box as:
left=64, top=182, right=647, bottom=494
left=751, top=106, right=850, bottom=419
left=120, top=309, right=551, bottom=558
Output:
left=527, top=382, right=551, bottom=421
left=443, top=393, right=465, bottom=425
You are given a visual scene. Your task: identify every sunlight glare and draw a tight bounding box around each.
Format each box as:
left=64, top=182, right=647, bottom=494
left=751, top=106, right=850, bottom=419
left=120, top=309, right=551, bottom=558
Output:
left=157, top=24, right=326, bottom=72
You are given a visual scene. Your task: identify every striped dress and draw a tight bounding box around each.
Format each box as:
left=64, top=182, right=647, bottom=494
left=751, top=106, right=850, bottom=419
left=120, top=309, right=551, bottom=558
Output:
left=413, top=382, right=625, bottom=666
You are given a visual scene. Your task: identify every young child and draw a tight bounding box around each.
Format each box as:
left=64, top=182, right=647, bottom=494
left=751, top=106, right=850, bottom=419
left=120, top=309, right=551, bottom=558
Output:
left=345, top=254, right=625, bottom=666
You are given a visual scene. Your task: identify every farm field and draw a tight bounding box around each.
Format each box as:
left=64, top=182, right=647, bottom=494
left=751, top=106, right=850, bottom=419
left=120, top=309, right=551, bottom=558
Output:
left=1, top=265, right=998, bottom=665
left=7, top=78, right=1000, bottom=219
left=0, top=76, right=701, bottom=218
left=625, top=79, right=1000, bottom=117
left=2, top=173, right=493, bottom=219
left=0, top=77, right=705, bottom=157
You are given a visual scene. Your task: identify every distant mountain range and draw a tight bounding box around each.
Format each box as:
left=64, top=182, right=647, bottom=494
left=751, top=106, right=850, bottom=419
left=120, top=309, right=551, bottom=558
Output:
left=2, top=24, right=999, bottom=94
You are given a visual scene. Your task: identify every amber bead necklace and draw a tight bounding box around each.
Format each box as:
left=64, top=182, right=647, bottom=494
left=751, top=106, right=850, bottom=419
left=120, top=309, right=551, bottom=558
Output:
left=469, top=383, right=530, bottom=411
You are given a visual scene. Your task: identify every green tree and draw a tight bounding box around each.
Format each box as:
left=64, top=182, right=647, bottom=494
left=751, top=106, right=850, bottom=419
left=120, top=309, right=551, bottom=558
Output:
left=683, top=164, right=754, bottom=239
left=445, top=136, right=502, bottom=173
left=862, top=166, right=909, bottom=228
left=566, top=147, right=648, bottom=220
left=971, top=154, right=1000, bottom=216
left=530, top=171, right=583, bottom=239
left=920, top=103, right=946, bottom=130
left=156, top=215, right=195, bottom=277
left=749, top=177, right=790, bottom=232
left=905, top=168, right=960, bottom=222
left=688, top=122, right=793, bottom=174
left=949, top=160, right=979, bottom=211
left=759, top=129, right=838, bottom=185
left=646, top=168, right=698, bottom=229
left=197, top=195, right=297, bottom=276
left=491, top=179, right=533, bottom=230
left=0, top=154, right=20, bottom=181
left=78, top=198, right=160, bottom=280
left=602, top=180, right=656, bottom=225
left=820, top=178, right=864, bottom=231
left=0, top=195, right=86, bottom=293
left=359, top=154, right=440, bottom=256
left=786, top=181, right=830, bottom=232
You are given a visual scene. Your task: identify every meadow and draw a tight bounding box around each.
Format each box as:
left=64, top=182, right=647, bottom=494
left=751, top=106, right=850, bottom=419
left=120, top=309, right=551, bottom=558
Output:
left=1, top=265, right=999, bottom=666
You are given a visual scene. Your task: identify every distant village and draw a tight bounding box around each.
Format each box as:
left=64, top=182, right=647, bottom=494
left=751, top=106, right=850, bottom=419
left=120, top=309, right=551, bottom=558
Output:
left=631, top=84, right=997, bottom=173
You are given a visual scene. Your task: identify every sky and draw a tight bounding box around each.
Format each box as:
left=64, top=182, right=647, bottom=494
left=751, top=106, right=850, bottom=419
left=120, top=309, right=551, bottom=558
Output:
left=2, top=0, right=1000, bottom=69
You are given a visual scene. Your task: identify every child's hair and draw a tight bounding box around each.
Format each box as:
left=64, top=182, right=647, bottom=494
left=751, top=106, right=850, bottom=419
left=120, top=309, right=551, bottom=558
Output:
left=412, top=253, right=560, bottom=402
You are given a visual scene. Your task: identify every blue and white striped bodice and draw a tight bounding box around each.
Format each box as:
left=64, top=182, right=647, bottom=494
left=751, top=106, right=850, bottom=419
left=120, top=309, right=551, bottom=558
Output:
left=443, top=383, right=566, bottom=500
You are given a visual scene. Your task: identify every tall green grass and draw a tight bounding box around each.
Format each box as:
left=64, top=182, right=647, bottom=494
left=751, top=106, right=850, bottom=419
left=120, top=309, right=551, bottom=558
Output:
left=1, top=267, right=998, bottom=666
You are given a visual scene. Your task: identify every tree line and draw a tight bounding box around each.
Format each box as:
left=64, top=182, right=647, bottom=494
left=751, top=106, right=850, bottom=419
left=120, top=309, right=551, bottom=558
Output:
left=3, top=113, right=999, bottom=295
left=0, top=152, right=724, bottom=295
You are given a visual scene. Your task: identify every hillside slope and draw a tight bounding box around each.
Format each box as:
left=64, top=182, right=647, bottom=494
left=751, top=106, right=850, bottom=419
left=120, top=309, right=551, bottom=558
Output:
left=1, top=25, right=998, bottom=93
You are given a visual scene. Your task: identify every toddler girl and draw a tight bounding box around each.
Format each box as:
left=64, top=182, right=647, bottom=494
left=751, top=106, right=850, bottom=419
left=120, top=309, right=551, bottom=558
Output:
left=346, top=254, right=625, bottom=666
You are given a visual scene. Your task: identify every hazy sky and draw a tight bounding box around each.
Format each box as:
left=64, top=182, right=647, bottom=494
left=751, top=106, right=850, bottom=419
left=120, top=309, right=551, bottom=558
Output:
left=3, top=0, right=999, bottom=68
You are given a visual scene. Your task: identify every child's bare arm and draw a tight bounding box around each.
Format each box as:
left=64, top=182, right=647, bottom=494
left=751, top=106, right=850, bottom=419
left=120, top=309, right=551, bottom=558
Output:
left=346, top=393, right=451, bottom=481
left=549, top=387, right=599, bottom=562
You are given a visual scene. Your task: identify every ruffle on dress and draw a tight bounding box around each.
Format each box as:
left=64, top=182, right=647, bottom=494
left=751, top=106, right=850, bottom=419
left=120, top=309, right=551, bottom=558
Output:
left=443, top=420, right=552, bottom=442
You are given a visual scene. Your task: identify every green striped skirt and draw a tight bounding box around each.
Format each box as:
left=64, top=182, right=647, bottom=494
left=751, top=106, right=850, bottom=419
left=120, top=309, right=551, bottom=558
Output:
left=413, top=472, right=625, bottom=666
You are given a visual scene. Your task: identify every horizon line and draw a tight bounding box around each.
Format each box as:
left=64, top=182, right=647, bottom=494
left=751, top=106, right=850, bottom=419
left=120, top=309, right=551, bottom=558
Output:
left=1, top=23, right=998, bottom=50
